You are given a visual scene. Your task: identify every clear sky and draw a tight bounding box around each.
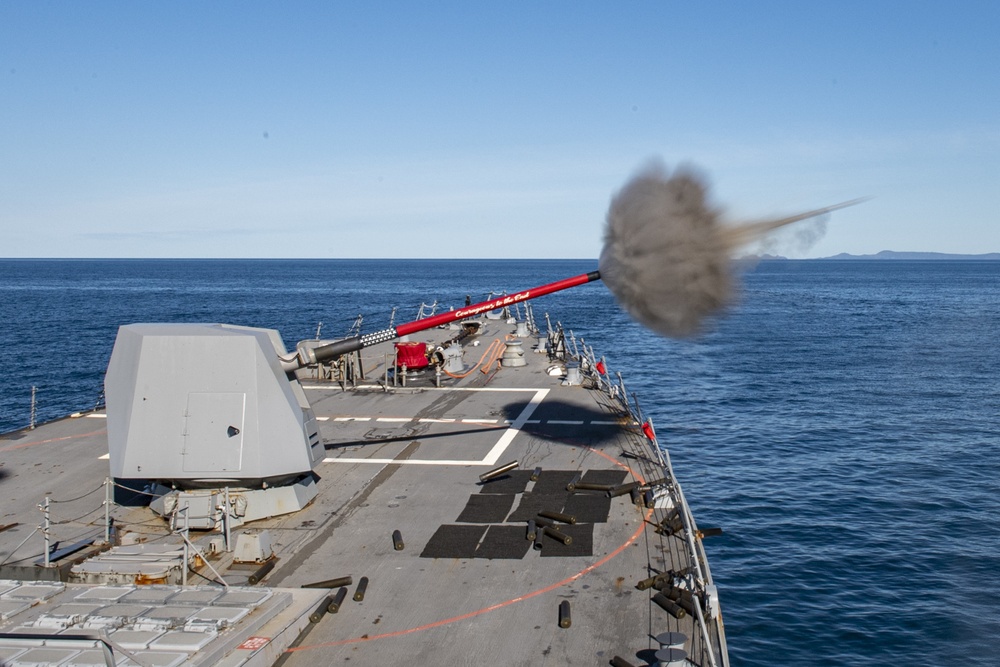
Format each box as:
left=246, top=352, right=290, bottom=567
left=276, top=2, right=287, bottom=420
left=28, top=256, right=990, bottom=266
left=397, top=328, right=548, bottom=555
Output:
left=2, top=2, right=998, bottom=259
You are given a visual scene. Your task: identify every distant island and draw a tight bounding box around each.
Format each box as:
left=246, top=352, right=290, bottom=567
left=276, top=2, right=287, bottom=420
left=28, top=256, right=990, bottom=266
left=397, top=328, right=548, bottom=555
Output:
left=824, top=251, right=1000, bottom=260
left=753, top=251, right=1000, bottom=261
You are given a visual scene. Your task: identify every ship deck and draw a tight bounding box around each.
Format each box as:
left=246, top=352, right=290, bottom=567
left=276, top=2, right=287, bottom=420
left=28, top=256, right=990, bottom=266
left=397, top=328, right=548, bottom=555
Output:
left=0, top=312, right=728, bottom=667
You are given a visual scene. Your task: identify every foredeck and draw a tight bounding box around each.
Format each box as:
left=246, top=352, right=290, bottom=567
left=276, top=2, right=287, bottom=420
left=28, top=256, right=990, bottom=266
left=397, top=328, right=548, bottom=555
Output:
left=0, top=312, right=728, bottom=667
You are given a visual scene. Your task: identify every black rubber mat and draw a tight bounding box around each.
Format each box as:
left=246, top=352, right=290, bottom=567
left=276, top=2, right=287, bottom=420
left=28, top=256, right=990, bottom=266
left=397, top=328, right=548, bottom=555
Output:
left=456, top=494, right=515, bottom=523
left=581, top=469, right=629, bottom=486
left=506, top=492, right=568, bottom=522
left=420, top=525, right=488, bottom=559
left=475, top=525, right=533, bottom=559
left=477, top=470, right=533, bottom=494
left=562, top=493, right=613, bottom=523
left=531, top=470, right=581, bottom=494
left=538, top=524, right=594, bottom=558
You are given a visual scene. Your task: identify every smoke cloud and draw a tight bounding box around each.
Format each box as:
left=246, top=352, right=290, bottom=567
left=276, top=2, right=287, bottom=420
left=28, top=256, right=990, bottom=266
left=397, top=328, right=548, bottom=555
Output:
left=599, top=161, right=861, bottom=338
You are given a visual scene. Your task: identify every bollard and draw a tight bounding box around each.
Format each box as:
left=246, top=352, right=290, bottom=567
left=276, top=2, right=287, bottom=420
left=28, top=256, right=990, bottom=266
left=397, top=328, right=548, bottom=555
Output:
left=353, top=576, right=369, bottom=602
left=480, top=460, right=519, bottom=483
left=392, top=530, right=405, bottom=551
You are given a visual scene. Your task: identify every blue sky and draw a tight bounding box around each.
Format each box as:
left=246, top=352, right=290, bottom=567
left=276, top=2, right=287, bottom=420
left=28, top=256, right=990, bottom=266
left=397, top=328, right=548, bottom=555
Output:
left=2, top=2, right=997, bottom=258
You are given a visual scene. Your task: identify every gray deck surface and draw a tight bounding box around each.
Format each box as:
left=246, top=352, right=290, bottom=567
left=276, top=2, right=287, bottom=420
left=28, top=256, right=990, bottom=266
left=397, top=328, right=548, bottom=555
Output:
left=0, top=315, right=728, bottom=666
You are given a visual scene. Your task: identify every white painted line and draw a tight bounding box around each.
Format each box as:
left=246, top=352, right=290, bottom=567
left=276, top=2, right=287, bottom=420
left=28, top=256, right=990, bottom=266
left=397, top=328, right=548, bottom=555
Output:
left=321, top=387, right=549, bottom=466
left=461, top=418, right=498, bottom=424
left=548, top=420, right=585, bottom=425
left=86, top=414, right=107, bottom=419
left=419, top=418, right=456, bottom=423
left=524, top=419, right=542, bottom=424
left=326, top=457, right=478, bottom=465
left=333, top=417, right=372, bottom=422
left=590, top=420, right=621, bottom=425
left=482, top=388, right=548, bottom=465
left=316, top=416, right=329, bottom=421
left=99, top=453, right=110, bottom=460
left=376, top=417, right=411, bottom=423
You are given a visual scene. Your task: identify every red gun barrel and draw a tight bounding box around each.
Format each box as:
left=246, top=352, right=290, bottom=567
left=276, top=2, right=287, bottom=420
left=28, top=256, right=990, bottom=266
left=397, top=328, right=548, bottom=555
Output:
left=305, top=270, right=600, bottom=367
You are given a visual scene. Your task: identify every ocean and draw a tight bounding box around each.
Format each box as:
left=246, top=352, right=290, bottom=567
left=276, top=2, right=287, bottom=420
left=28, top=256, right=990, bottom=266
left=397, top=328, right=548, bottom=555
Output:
left=1, top=258, right=998, bottom=666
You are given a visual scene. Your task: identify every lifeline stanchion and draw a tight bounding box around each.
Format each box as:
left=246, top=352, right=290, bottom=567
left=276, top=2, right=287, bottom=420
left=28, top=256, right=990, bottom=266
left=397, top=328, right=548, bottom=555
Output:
left=103, top=477, right=111, bottom=544
left=40, top=496, right=51, bottom=568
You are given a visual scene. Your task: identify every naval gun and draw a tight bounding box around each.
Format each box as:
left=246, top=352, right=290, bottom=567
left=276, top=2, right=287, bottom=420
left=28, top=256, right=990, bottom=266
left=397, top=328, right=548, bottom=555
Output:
left=105, top=271, right=601, bottom=529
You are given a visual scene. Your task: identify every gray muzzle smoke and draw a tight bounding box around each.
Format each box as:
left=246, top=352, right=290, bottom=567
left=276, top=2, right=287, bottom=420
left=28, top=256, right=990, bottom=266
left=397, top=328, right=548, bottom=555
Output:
left=599, top=161, right=863, bottom=338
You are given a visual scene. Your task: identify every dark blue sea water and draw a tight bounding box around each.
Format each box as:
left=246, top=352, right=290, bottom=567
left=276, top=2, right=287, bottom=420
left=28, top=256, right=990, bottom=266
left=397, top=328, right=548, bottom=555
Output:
left=1, top=258, right=998, bottom=666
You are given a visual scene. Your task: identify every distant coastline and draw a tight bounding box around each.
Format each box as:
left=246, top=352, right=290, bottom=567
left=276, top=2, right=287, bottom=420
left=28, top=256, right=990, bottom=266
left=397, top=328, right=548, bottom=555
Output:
left=755, top=251, right=1000, bottom=261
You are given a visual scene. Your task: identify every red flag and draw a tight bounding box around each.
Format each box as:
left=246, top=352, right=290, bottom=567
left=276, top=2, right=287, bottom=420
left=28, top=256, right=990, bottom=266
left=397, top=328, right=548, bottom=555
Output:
left=595, top=360, right=606, bottom=375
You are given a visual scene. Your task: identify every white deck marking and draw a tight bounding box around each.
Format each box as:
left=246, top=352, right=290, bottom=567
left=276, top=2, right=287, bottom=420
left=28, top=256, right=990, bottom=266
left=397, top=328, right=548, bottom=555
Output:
left=324, top=387, right=549, bottom=466
left=481, top=388, right=548, bottom=465
left=376, top=417, right=411, bottom=422
left=85, top=414, right=107, bottom=419
left=548, top=420, right=585, bottom=425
